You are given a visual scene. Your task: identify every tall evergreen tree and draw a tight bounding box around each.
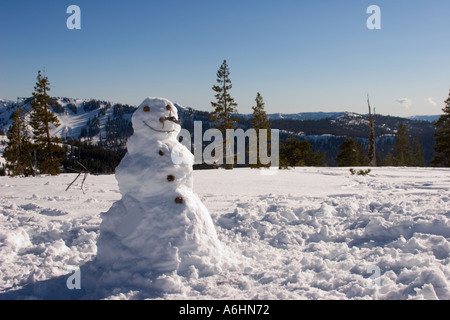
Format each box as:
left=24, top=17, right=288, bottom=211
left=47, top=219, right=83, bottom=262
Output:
left=211, top=60, right=238, bottom=130
left=210, top=60, right=238, bottom=169
left=383, top=152, right=394, bottom=166
left=356, top=142, right=369, bottom=166
left=3, top=104, right=34, bottom=176
left=335, top=138, right=360, bottom=167
left=432, top=90, right=450, bottom=167
left=251, top=92, right=271, bottom=168
left=251, top=93, right=270, bottom=130
left=30, top=71, right=63, bottom=175
left=280, top=135, right=326, bottom=168
left=392, top=122, right=412, bottom=166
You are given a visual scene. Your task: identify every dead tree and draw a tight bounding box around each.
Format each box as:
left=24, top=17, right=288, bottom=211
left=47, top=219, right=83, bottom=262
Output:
left=367, top=94, right=377, bottom=167
left=66, top=161, right=90, bottom=194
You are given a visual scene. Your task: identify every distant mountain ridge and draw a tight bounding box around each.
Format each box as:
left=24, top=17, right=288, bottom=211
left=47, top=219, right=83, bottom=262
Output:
left=237, top=111, right=347, bottom=121
left=407, top=115, right=440, bottom=122
left=237, top=110, right=440, bottom=123
left=0, top=97, right=439, bottom=166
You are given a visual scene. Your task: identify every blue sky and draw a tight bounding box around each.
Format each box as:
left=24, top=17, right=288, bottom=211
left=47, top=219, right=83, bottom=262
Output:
left=1, top=0, right=449, bottom=116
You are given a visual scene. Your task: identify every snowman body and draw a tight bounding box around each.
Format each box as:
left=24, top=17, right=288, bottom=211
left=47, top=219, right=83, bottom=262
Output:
left=95, top=98, right=222, bottom=285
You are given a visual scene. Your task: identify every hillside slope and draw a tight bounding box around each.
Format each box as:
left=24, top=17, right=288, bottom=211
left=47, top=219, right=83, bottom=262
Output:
left=0, top=98, right=438, bottom=166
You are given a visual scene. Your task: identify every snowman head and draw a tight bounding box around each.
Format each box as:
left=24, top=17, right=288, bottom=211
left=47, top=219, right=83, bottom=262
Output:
left=133, top=97, right=181, bottom=137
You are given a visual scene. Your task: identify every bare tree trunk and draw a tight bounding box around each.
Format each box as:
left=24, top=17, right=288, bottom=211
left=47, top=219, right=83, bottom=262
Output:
left=367, top=95, right=377, bottom=167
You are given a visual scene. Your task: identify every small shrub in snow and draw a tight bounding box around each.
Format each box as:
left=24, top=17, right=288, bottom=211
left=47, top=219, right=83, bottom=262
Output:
left=350, top=168, right=371, bottom=176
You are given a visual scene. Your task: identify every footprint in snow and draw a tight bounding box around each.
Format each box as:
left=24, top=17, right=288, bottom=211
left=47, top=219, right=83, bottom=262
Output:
left=39, top=208, right=69, bottom=217
left=20, top=203, right=68, bottom=216
left=20, top=203, right=41, bottom=211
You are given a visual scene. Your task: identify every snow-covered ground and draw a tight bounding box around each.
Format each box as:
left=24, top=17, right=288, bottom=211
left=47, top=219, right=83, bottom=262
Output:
left=0, top=167, right=449, bottom=300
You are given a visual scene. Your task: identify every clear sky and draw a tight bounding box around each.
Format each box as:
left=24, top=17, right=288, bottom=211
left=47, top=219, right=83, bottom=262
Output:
left=1, top=0, right=449, bottom=116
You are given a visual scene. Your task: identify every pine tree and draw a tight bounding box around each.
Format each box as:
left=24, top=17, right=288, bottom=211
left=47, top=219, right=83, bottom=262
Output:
left=210, top=60, right=238, bottom=169
left=432, top=90, right=450, bottom=167
left=251, top=92, right=271, bottom=168
left=251, top=93, right=270, bottom=130
left=280, top=135, right=326, bottom=168
left=3, top=105, right=34, bottom=176
left=30, top=71, right=63, bottom=175
left=383, top=152, right=394, bottom=166
left=335, top=138, right=360, bottom=167
left=211, top=60, right=238, bottom=130
left=392, top=123, right=412, bottom=166
left=411, top=136, right=425, bottom=167
left=356, top=142, right=369, bottom=166
left=376, top=151, right=382, bottom=166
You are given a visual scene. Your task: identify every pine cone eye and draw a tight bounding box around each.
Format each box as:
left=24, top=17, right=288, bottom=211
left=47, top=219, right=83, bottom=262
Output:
left=143, top=106, right=150, bottom=112
left=166, top=105, right=172, bottom=111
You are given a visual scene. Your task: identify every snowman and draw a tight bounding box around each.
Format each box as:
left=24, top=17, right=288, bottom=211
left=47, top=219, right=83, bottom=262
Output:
left=94, top=97, right=223, bottom=288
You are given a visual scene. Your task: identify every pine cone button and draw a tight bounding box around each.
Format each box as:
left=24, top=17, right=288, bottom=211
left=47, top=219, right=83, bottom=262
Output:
left=167, top=175, right=175, bottom=182
left=159, top=150, right=165, bottom=156
left=175, top=197, right=183, bottom=204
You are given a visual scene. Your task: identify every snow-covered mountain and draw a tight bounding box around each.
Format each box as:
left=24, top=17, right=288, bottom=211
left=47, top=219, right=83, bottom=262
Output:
left=268, top=111, right=347, bottom=121
left=408, top=115, right=440, bottom=122
left=243, top=111, right=440, bottom=123
left=1, top=98, right=439, bottom=139
left=0, top=98, right=136, bottom=145
left=0, top=97, right=439, bottom=166
left=0, top=98, right=439, bottom=138
left=0, top=98, right=194, bottom=143
left=237, top=111, right=347, bottom=121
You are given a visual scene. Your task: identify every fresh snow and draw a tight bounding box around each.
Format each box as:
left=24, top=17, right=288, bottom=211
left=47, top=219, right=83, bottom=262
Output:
left=0, top=167, right=449, bottom=300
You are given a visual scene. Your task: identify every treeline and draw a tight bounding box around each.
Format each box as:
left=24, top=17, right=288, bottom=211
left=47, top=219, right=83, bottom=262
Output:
left=335, top=123, right=425, bottom=167
left=2, top=71, right=123, bottom=176
left=269, top=115, right=435, bottom=166
left=207, top=60, right=450, bottom=169
left=63, top=138, right=125, bottom=174
left=2, top=65, right=450, bottom=176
